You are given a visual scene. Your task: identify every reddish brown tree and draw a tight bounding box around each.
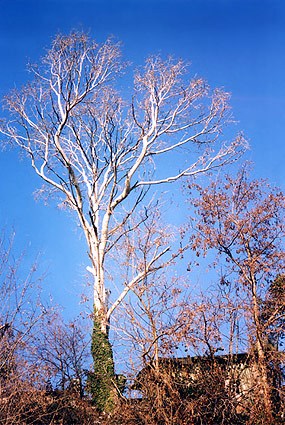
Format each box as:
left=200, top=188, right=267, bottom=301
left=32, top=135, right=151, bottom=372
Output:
left=188, top=168, right=285, bottom=423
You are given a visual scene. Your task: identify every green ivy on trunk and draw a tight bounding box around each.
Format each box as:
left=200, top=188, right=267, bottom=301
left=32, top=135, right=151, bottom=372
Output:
left=90, top=316, right=116, bottom=413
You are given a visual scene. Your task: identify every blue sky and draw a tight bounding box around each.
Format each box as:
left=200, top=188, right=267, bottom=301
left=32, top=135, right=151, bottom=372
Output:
left=0, top=0, right=284, bottom=317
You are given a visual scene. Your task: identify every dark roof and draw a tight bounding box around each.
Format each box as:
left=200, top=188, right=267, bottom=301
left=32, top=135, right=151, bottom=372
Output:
left=156, top=352, right=250, bottom=367
left=136, top=353, right=251, bottom=381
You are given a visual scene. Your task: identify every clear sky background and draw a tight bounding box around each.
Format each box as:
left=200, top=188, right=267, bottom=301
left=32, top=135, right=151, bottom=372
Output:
left=0, top=0, right=284, bottom=317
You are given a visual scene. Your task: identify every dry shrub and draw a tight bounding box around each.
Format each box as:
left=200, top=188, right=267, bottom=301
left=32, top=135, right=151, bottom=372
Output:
left=109, top=356, right=284, bottom=425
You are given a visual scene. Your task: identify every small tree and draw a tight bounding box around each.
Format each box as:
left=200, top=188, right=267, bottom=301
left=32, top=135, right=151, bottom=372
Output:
left=0, top=232, right=46, bottom=386
left=189, top=168, right=285, bottom=423
left=34, top=313, right=91, bottom=397
left=0, top=231, right=48, bottom=424
left=261, top=275, right=285, bottom=351
left=260, top=275, right=285, bottom=417
left=1, top=32, right=246, bottom=410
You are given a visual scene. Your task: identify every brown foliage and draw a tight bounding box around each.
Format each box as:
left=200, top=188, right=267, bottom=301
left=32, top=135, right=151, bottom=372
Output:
left=187, top=168, right=285, bottom=424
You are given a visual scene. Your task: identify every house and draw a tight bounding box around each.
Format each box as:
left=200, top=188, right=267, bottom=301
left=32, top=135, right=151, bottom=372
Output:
left=134, top=353, right=261, bottom=411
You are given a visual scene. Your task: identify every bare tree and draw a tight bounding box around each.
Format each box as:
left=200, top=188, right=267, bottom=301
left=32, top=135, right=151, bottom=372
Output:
left=33, top=312, right=91, bottom=397
left=1, top=32, right=246, bottom=409
left=0, top=231, right=48, bottom=424
left=188, top=168, right=285, bottom=424
left=0, top=231, right=45, bottom=388
left=0, top=231, right=101, bottom=424
left=115, top=276, right=250, bottom=425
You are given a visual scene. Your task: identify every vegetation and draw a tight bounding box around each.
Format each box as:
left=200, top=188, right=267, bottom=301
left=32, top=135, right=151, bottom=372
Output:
left=89, top=316, right=116, bottom=412
left=0, top=32, right=284, bottom=424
